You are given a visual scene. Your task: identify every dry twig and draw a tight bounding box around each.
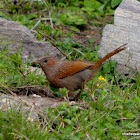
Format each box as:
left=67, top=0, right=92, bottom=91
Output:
left=36, top=30, right=67, bottom=57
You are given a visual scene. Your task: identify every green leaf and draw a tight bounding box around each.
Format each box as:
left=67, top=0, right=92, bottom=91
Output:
left=69, top=26, right=80, bottom=32
left=26, top=13, right=37, bottom=20
left=63, top=119, right=71, bottom=125
left=0, top=3, right=4, bottom=8
left=111, top=0, right=122, bottom=8
left=123, top=112, right=136, bottom=118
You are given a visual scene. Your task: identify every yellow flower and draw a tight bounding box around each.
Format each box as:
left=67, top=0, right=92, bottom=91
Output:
left=98, top=76, right=107, bottom=82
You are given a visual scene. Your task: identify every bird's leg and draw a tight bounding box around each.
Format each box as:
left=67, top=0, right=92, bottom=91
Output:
left=68, top=91, right=77, bottom=101
left=74, top=84, right=85, bottom=100
left=74, top=91, right=81, bottom=101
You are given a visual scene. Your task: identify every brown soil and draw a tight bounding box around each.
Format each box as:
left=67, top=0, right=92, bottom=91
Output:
left=57, top=16, right=113, bottom=47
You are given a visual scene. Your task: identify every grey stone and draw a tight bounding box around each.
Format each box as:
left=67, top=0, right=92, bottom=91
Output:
left=99, top=0, right=140, bottom=72
left=0, top=18, right=60, bottom=62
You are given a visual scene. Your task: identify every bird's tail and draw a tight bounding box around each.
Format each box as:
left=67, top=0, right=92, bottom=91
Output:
left=90, top=43, right=128, bottom=70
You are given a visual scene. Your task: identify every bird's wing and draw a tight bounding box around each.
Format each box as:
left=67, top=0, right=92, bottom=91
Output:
left=55, top=61, right=93, bottom=79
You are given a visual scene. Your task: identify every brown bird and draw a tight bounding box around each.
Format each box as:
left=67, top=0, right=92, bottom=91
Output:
left=33, top=44, right=127, bottom=99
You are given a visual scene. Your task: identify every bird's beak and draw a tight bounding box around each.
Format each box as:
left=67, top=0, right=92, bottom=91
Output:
left=32, top=60, right=41, bottom=67
left=32, top=60, right=39, bottom=64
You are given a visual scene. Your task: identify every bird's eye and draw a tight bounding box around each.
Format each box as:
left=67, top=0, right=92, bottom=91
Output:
left=44, top=59, right=48, bottom=63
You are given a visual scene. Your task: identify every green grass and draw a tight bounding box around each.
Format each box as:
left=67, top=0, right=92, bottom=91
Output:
left=0, top=46, right=139, bottom=140
left=0, top=0, right=140, bottom=139
left=0, top=89, right=139, bottom=139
